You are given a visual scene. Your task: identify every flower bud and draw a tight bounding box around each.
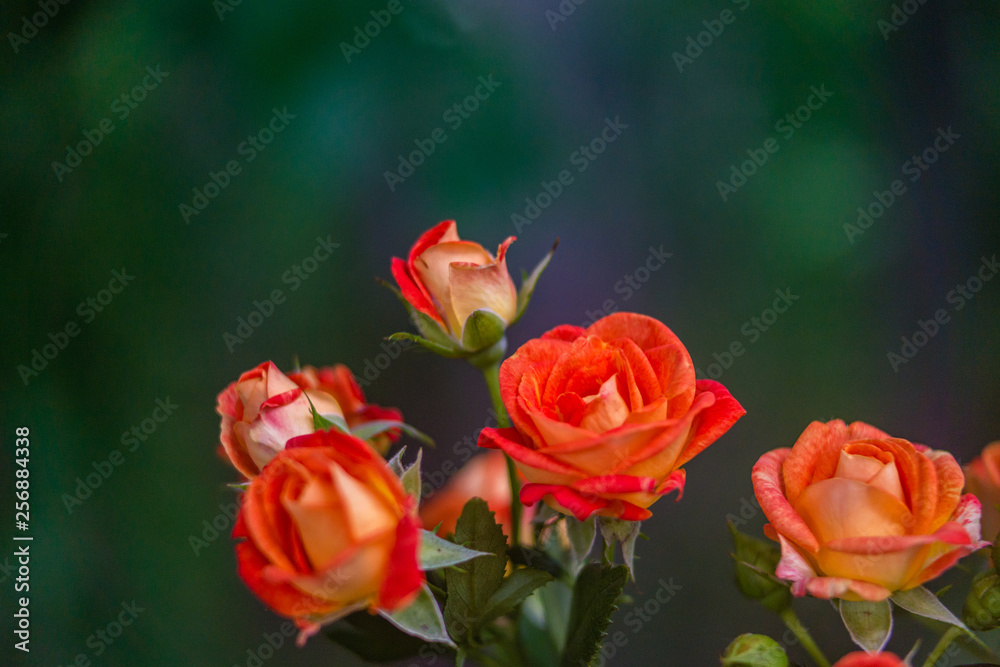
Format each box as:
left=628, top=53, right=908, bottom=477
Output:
left=721, top=634, right=788, bottom=667
left=964, top=569, right=1000, bottom=631
left=730, top=522, right=792, bottom=613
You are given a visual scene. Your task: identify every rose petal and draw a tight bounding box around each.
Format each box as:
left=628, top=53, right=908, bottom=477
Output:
left=752, top=449, right=821, bottom=553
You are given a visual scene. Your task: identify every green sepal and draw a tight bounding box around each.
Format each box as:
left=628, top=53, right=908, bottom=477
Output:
left=728, top=522, right=792, bottom=613
left=419, top=529, right=492, bottom=570
left=597, top=517, right=641, bottom=579
left=400, top=448, right=422, bottom=499
left=379, top=583, right=455, bottom=648
left=892, top=585, right=970, bottom=633
left=378, top=277, right=459, bottom=348
left=512, top=239, right=558, bottom=325
left=838, top=599, right=893, bottom=654
left=227, top=482, right=250, bottom=492
left=389, top=332, right=466, bottom=358
left=352, top=419, right=435, bottom=448
left=461, top=308, right=507, bottom=352
left=566, top=517, right=597, bottom=574
left=387, top=447, right=407, bottom=477
left=721, top=634, right=789, bottom=667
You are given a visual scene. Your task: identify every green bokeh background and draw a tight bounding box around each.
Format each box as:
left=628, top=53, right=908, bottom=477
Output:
left=2, top=1, right=999, bottom=665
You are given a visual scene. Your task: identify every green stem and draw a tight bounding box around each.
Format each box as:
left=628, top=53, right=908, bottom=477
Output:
left=481, top=364, right=520, bottom=548
left=779, top=608, right=830, bottom=667
left=921, top=626, right=963, bottom=667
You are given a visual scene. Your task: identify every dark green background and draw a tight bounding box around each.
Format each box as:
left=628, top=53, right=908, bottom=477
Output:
left=2, top=1, right=999, bottom=665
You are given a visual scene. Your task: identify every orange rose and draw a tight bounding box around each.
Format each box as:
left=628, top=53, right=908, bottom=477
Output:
left=478, top=312, right=745, bottom=521
left=832, top=652, right=906, bottom=667
left=420, top=451, right=533, bottom=538
left=391, top=220, right=517, bottom=341
left=233, top=430, right=423, bottom=642
left=216, top=361, right=401, bottom=478
left=752, top=420, right=987, bottom=602
left=964, top=441, right=1000, bottom=541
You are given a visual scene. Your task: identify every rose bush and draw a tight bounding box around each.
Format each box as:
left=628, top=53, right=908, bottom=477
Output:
left=964, top=440, right=1000, bottom=541
left=233, top=429, right=423, bottom=642
left=752, top=419, right=987, bottom=601
left=217, top=361, right=401, bottom=478
left=391, top=220, right=517, bottom=342
left=478, top=312, right=744, bottom=521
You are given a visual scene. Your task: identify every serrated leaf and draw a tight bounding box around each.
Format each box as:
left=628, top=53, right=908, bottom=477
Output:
left=461, top=308, right=507, bottom=352
left=566, top=517, right=596, bottom=572
left=324, top=610, right=428, bottom=662
left=479, top=568, right=554, bottom=627
left=379, top=583, right=455, bottom=648
left=559, top=563, right=628, bottom=667
left=512, top=239, right=558, bottom=325
left=387, top=447, right=407, bottom=477
left=891, top=586, right=971, bottom=634
left=419, top=529, right=491, bottom=570
left=352, top=419, right=435, bottom=447
left=443, top=498, right=508, bottom=644
left=839, top=599, right=893, bottom=654
left=389, top=332, right=466, bottom=358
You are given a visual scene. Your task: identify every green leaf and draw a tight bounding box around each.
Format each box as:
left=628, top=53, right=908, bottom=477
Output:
left=352, top=419, right=435, bottom=447
left=559, top=563, right=628, bottom=667
left=891, top=585, right=971, bottom=633
left=389, top=332, right=466, bottom=358
left=461, top=308, right=507, bottom=352
left=479, top=568, right=555, bottom=627
left=566, top=517, right=596, bottom=572
left=379, top=583, right=455, bottom=648
left=508, top=546, right=565, bottom=579
left=401, top=448, right=423, bottom=499
left=443, top=498, right=508, bottom=644
left=512, top=239, right=558, bottom=325
left=838, top=599, right=893, bottom=654
left=324, top=610, right=428, bottom=662
left=419, top=529, right=491, bottom=570
left=518, top=610, right=561, bottom=667
left=597, top=517, right=641, bottom=579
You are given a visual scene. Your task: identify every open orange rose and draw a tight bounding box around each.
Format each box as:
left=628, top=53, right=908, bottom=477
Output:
left=217, top=361, right=402, bottom=478
left=391, top=220, right=517, bottom=341
left=478, top=312, right=745, bottom=521
left=233, top=429, right=423, bottom=643
left=964, top=441, right=1000, bottom=541
left=832, top=652, right=906, bottom=667
left=752, top=420, right=987, bottom=602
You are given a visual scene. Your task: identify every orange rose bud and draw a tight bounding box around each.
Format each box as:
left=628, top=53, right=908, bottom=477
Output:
left=420, top=451, right=528, bottom=538
left=233, top=430, right=423, bottom=643
left=832, top=652, right=906, bottom=667
left=391, top=220, right=518, bottom=340
left=752, top=420, right=988, bottom=602
left=216, top=361, right=402, bottom=478
left=963, top=441, right=1000, bottom=541
left=478, top=312, right=745, bottom=521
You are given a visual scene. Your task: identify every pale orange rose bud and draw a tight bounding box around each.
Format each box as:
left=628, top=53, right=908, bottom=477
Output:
left=753, top=420, right=988, bottom=602
left=964, top=441, right=1000, bottom=541
left=216, top=361, right=401, bottom=478
left=391, top=220, right=518, bottom=341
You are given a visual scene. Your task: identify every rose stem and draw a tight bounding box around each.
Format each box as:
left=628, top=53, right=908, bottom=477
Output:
left=482, top=363, right=521, bottom=548
left=778, top=608, right=831, bottom=667
left=921, top=626, right=963, bottom=667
